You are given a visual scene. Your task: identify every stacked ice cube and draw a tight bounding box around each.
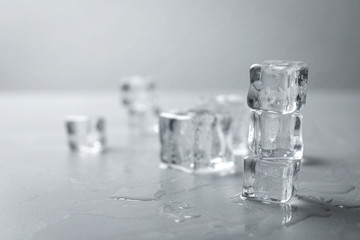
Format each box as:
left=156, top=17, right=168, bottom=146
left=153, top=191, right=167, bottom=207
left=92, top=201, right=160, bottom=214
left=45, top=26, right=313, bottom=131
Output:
left=242, top=60, right=308, bottom=203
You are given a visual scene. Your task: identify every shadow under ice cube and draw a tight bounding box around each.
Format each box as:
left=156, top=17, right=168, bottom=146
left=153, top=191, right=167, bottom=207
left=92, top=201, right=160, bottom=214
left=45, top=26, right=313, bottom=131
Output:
left=242, top=156, right=300, bottom=203
left=247, top=60, right=308, bottom=114
left=65, top=116, right=106, bottom=154
left=248, top=110, right=303, bottom=159
left=159, top=109, right=234, bottom=174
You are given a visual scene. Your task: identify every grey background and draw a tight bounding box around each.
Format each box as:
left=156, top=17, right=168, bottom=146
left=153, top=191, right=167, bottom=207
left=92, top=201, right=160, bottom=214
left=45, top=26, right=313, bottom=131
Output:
left=1, top=0, right=360, bottom=91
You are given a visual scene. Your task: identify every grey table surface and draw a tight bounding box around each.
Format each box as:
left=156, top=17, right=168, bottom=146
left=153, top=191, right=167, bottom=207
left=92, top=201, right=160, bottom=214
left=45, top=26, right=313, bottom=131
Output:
left=1, top=89, right=360, bottom=240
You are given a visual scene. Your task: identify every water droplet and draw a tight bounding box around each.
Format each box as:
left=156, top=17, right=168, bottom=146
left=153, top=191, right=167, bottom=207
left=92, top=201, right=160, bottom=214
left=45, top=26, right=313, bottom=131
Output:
left=334, top=204, right=360, bottom=209
left=178, top=204, right=192, bottom=210
left=297, top=195, right=333, bottom=204
left=184, top=214, right=201, bottom=219
left=110, top=196, right=155, bottom=202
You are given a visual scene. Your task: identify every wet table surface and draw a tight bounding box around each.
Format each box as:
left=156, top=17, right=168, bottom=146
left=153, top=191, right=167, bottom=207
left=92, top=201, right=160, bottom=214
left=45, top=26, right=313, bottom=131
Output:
left=0, top=89, right=360, bottom=240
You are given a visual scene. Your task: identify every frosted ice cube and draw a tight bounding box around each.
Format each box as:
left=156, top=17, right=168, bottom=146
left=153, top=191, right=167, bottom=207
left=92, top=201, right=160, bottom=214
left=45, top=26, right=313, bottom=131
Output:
left=65, top=116, right=106, bottom=153
left=120, top=75, right=159, bottom=133
left=159, top=109, right=234, bottom=173
left=247, top=60, right=308, bottom=114
left=248, top=110, right=303, bottom=159
left=242, top=155, right=301, bottom=203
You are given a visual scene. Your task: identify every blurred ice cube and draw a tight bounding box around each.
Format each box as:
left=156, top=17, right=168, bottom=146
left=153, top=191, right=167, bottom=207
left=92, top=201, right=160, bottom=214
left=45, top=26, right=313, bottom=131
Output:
left=119, top=75, right=159, bottom=134
left=65, top=116, right=106, bottom=154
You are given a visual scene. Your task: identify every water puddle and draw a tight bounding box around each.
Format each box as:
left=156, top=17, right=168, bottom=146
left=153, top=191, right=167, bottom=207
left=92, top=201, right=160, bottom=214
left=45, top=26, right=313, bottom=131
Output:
left=334, top=204, right=360, bottom=209
left=229, top=181, right=360, bottom=236
left=234, top=198, right=331, bottom=236
left=169, top=201, right=192, bottom=210
left=297, top=182, right=360, bottom=209
left=110, top=189, right=166, bottom=202
left=229, top=192, right=244, bottom=205
left=161, top=201, right=201, bottom=223
left=298, top=182, right=355, bottom=195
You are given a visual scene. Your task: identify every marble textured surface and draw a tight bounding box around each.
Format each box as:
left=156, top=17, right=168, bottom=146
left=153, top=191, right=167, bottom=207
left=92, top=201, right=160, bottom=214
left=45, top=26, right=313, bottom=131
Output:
left=0, top=89, right=360, bottom=240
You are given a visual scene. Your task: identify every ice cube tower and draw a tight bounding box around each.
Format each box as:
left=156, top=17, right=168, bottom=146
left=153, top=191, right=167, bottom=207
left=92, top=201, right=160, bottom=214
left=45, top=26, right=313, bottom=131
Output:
left=242, top=60, right=308, bottom=203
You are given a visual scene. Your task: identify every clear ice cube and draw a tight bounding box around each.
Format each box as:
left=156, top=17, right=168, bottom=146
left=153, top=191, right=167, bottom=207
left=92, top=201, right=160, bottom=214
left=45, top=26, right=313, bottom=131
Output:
left=191, top=108, right=234, bottom=171
left=65, top=116, right=106, bottom=153
left=159, top=111, right=195, bottom=171
left=247, top=60, right=308, bottom=114
left=159, top=109, right=234, bottom=173
left=198, top=94, right=250, bottom=156
left=248, top=110, right=303, bottom=160
left=119, top=75, right=159, bottom=133
left=242, top=155, right=301, bottom=203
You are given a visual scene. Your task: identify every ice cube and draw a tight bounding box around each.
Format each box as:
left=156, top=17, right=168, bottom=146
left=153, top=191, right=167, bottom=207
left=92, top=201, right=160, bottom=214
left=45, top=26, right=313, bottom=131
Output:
left=242, top=155, right=301, bottom=203
left=214, top=94, right=250, bottom=156
left=159, top=109, right=234, bottom=173
left=159, top=111, right=195, bottom=171
left=197, top=94, right=250, bottom=156
left=247, top=60, right=308, bottom=114
left=248, top=110, right=303, bottom=160
left=119, top=75, right=159, bottom=133
left=65, top=116, right=106, bottom=153
left=190, top=108, right=234, bottom=171
left=120, top=75, right=156, bottom=111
